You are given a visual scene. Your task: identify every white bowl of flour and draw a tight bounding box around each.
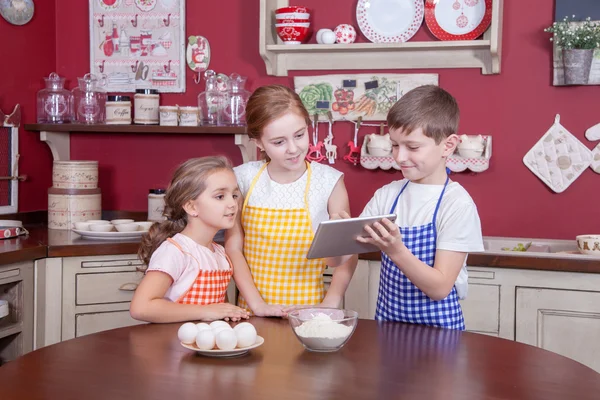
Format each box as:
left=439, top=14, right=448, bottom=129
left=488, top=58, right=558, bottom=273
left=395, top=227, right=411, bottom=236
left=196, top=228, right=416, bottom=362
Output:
left=288, top=308, right=358, bottom=352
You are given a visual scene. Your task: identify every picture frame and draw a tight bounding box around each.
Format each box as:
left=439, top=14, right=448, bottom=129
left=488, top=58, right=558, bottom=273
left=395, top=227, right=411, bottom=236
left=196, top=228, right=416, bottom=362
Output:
left=89, top=0, right=186, bottom=93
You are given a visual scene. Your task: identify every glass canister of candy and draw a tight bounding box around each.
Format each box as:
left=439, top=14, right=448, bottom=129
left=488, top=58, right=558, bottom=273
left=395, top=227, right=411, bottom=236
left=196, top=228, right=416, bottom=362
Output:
left=197, top=70, right=226, bottom=126
left=37, top=72, right=74, bottom=123
left=72, top=73, right=107, bottom=124
left=223, top=73, right=250, bottom=126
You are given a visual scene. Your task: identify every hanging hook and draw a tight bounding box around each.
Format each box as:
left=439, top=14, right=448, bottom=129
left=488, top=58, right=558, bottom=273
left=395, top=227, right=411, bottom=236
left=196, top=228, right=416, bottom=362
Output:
left=164, top=60, right=171, bottom=73
left=98, top=14, right=105, bottom=27
left=193, top=72, right=201, bottom=84
left=163, top=13, right=171, bottom=27
left=98, top=60, right=105, bottom=73
left=380, top=123, right=385, bottom=136
left=131, top=60, right=139, bottom=73
left=131, top=14, right=138, bottom=27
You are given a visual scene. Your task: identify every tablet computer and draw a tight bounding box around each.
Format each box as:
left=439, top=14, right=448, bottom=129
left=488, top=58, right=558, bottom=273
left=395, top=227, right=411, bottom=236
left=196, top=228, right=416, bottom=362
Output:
left=306, top=214, right=398, bottom=259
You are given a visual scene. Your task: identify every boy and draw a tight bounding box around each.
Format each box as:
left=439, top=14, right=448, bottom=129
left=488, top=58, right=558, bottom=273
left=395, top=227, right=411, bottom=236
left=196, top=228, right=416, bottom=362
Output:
left=358, top=85, right=484, bottom=330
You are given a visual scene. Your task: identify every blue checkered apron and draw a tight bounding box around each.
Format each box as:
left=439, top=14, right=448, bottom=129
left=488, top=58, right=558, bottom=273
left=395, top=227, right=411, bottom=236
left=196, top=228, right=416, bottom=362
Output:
left=375, top=177, right=465, bottom=330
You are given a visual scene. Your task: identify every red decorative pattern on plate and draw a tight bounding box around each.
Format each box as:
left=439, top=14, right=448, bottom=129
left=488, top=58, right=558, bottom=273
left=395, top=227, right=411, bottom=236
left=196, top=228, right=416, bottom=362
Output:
left=424, top=0, right=492, bottom=41
left=356, top=0, right=424, bottom=43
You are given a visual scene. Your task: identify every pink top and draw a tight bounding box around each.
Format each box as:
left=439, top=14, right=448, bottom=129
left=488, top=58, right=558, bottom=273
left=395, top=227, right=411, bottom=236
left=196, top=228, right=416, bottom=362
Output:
left=146, top=233, right=231, bottom=302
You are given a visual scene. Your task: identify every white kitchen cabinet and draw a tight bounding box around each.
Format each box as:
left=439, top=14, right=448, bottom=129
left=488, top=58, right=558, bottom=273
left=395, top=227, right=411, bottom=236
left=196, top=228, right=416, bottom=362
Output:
left=516, top=287, right=600, bottom=373
left=0, top=261, right=34, bottom=364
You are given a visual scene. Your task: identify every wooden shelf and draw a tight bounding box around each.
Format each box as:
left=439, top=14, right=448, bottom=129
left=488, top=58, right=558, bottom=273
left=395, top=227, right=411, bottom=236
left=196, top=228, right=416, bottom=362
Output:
left=24, top=124, right=246, bottom=135
left=259, top=0, right=503, bottom=76
left=0, top=322, right=22, bottom=341
left=24, top=124, right=256, bottom=163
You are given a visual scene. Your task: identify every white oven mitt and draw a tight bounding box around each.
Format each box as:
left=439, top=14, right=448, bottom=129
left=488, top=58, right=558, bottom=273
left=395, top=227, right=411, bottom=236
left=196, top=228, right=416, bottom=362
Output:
left=585, top=122, right=600, bottom=141
left=523, top=115, right=592, bottom=193
left=591, top=144, right=600, bottom=174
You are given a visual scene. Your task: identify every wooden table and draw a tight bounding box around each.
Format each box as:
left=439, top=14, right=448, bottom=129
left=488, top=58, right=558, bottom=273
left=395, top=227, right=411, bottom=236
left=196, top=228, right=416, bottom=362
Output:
left=1, top=318, right=599, bottom=399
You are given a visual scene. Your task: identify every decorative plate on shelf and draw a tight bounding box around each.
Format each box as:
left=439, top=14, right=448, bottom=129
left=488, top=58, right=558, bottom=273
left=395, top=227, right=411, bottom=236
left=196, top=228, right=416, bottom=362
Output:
left=424, top=0, right=492, bottom=41
left=356, top=0, right=424, bottom=43
left=180, top=336, right=265, bottom=358
left=72, top=229, right=146, bottom=240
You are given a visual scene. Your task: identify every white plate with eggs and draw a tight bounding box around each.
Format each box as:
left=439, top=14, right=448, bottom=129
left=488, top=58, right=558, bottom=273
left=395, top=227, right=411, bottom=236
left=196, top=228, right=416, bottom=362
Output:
left=181, top=335, right=264, bottom=357
left=178, top=320, right=264, bottom=357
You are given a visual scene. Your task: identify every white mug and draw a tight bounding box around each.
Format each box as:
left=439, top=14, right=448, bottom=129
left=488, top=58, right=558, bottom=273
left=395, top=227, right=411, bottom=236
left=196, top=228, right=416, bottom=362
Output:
left=159, top=106, right=179, bottom=126
left=179, top=106, right=199, bottom=126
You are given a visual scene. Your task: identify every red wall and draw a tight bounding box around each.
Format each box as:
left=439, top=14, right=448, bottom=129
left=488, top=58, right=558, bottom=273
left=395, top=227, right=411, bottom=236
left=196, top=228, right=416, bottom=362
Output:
left=0, top=0, right=55, bottom=212
left=15, top=0, right=600, bottom=240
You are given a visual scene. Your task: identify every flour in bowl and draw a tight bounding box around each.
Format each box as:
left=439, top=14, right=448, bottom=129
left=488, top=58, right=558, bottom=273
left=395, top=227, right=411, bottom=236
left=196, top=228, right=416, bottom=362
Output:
left=294, top=312, right=354, bottom=349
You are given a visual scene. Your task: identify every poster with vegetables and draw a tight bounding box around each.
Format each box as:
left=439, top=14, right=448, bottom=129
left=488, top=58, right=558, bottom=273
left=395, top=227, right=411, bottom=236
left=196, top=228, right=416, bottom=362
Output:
left=294, top=74, right=438, bottom=121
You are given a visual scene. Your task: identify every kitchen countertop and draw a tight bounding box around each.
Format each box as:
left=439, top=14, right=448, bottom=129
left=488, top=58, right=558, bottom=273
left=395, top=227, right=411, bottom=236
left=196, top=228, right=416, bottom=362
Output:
left=1, top=226, right=599, bottom=274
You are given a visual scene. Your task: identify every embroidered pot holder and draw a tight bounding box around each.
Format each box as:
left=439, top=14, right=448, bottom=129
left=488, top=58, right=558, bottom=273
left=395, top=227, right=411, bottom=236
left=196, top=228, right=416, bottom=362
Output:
left=523, top=115, right=592, bottom=193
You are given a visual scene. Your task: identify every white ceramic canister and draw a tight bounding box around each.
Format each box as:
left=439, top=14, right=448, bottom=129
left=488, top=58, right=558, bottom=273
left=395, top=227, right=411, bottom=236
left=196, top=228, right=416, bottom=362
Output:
left=48, top=187, right=102, bottom=230
left=134, top=89, right=160, bottom=125
left=148, top=188, right=166, bottom=222
left=179, top=106, right=199, bottom=126
left=159, top=105, right=179, bottom=126
left=52, top=161, right=99, bottom=189
left=105, top=95, right=132, bottom=124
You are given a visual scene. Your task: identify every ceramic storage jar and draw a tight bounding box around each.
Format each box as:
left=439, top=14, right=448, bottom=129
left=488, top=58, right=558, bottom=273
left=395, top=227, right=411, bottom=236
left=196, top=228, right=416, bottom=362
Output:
left=52, top=161, right=99, bottom=189
left=48, top=188, right=102, bottom=230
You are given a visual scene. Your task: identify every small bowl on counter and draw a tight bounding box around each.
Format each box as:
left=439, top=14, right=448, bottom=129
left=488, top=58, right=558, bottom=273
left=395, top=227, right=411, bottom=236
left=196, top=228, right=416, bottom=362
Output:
left=115, top=223, right=140, bottom=232
left=137, top=221, right=155, bottom=231
left=111, top=219, right=135, bottom=225
left=288, top=307, right=358, bottom=352
left=89, top=223, right=114, bottom=232
left=576, top=235, right=600, bottom=256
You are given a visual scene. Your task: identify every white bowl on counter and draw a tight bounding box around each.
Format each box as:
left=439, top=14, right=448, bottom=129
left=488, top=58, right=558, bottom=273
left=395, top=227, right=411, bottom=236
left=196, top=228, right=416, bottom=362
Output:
left=457, top=146, right=484, bottom=158
left=576, top=235, right=600, bottom=256
left=89, top=223, right=114, bottom=232
left=87, top=220, right=111, bottom=225
left=111, top=219, right=135, bottom=225
left=115, top=223, right=140, bottom=232
left=74, top=222, right=91, bottom=231
left=137, top=221, right=155, bottom=231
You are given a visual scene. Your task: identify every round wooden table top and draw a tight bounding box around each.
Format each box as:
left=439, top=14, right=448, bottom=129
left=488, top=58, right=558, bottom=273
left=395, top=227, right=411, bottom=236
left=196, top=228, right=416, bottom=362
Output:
left=1, top=318, right=599, bottom=399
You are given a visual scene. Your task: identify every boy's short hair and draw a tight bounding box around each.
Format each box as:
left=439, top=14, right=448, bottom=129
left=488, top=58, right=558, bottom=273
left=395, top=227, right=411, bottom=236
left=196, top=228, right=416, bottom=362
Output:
left=386, top=85, right=459, bottom=144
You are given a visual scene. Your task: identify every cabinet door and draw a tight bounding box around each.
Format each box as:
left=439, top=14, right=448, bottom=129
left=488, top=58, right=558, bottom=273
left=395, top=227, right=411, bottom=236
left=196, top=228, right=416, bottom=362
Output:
left=516, top=287, right=600, bottom=373
left=76, top=310, right=145, bottom=337
left=460, top=269, right=501, bottom=336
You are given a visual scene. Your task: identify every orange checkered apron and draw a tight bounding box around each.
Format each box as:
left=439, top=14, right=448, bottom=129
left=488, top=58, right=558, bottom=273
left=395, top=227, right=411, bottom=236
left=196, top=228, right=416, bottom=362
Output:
left=238, top=162, right=326, bottom=309
left=167, top=238, right=233, bottom=305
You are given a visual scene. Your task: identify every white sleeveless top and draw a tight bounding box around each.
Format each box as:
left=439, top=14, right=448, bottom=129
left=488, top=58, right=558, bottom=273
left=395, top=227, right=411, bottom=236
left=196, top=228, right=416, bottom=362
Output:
left=234, top=161, right=343, bottom=232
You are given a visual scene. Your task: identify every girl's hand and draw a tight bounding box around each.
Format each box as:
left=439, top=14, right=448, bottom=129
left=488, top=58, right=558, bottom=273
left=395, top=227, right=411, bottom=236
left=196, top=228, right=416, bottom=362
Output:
left=357, top=218, right=406, bottom=259
left=252, top=303, right=285, bottom=318
left=202, top=303, right=250, bottom=322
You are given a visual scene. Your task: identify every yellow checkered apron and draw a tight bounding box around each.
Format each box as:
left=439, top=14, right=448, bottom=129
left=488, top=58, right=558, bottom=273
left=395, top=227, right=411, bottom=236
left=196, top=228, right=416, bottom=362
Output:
left=238, top=162, right=326, bottom=309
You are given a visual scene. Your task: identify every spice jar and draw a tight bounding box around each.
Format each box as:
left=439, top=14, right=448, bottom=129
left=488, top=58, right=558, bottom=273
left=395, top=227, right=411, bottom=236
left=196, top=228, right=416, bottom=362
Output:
left=134, top=89, right=160, bottom=125
left=105, top=95, right=132, bottom=124
left=148, top=188, right=166, bottom=222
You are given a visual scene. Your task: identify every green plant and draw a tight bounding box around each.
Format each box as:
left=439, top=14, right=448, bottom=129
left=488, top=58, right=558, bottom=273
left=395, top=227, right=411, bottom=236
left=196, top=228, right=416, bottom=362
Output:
left=545, top=16, right=600, bottom=50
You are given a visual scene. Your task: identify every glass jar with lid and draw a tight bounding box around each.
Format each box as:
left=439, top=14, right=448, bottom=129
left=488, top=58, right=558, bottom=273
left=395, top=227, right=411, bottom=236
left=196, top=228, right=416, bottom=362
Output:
left=105, top=95, right=132, bottom=124
left=134, top=89, right=160, bottom=125
left=223, top=73, right=250, bottom=126
left=36, top=72, right=74, bottom=123
left=72, top=73, right=107, bottom=124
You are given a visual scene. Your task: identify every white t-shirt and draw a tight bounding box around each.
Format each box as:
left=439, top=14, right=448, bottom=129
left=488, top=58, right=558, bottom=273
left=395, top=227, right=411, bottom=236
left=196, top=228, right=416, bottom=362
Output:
left=146, top=233, right=231, bottom=302
left=360, top=179, right=484, bottom=299
left=234, top=161, right=343, bottom=231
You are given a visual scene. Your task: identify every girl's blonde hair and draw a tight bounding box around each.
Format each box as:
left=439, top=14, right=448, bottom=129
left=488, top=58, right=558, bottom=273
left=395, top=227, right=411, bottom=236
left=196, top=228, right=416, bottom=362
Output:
left=245, top=84, right=311, bottom=161
left=138, top=156, right=233, bottom=266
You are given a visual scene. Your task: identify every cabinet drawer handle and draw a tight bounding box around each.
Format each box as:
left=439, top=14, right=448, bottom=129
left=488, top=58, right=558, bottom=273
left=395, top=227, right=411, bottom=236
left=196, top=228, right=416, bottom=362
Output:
left=119, top=283, right=139, bottom=291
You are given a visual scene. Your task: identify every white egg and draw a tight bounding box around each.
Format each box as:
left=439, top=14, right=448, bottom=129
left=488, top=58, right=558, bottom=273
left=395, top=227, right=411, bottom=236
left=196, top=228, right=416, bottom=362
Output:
left=233, top=322, right=254, bottom=333
left=195, top=329, right=216, bottom=350
left=212, top=325, right=232, bottom=337
left=235, top=325, right=257, bottom=348
left=209, top=320, right=231, bottom=330
left=216, top=329, right=238, bottom=350
left=196, top=322, right=211, bottom=332
left=177, top=322, right=199, bottom=344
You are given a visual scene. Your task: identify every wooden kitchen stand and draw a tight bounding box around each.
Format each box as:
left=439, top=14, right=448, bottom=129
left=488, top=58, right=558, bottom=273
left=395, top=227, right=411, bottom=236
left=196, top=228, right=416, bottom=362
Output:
left=24, top=124, right=258, bottom=164
left=260, top=0, right=504, bottom=76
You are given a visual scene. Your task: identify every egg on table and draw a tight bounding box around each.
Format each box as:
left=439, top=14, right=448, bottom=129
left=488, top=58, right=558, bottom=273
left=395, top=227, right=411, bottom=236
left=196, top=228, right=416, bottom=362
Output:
left=196, top=322, right=211, bottom=332
left=216, top=329, right=238, bottom=350
left=235, top=325, right=257, bottom=348
left=196, top=329, right=216, bottom=350
left=177, top=322, right=199, bottom=344
left=209, top=320, right=231, bottom=330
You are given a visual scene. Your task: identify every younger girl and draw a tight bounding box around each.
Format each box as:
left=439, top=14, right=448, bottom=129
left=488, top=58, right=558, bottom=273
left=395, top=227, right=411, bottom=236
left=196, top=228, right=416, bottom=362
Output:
left=130, top=156, right=250, bottom=323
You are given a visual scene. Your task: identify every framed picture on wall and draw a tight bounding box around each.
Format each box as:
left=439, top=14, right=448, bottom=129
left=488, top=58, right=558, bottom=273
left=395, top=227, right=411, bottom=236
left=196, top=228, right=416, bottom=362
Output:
left=89, top=0, right=186, bottom=93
